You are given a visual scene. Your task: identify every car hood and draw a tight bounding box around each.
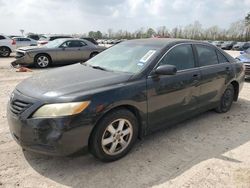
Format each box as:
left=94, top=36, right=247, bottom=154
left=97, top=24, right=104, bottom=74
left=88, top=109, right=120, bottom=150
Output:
left=16, top=64, right=132, bottom=101
left=17, top=46, right=48, bottom=52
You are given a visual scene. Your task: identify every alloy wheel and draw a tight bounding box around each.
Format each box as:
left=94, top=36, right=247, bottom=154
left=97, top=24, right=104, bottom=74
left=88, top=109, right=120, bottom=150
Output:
left=0, top=47, right=10, bottom=57
left=101, top=118, right=133, bottom=156
left=37, top=56, right=49, bottom=67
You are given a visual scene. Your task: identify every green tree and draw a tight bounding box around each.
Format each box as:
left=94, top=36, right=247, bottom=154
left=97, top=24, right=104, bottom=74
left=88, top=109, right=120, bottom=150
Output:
left=146, top=28, right=156, bottom=37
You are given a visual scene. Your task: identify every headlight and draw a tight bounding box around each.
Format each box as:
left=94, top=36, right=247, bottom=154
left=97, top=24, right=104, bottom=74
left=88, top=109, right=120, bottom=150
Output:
left=32, top=101, right=90, bottom=118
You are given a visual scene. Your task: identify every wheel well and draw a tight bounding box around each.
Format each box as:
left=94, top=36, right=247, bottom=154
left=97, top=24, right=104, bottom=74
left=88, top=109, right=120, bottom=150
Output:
left=88, top=105, right=143, bottom=147
left=231, top=81, right=239, bottom=101
left=34, top=53, right=52, bottom=63
left=89, top=51, right=99, bottom=57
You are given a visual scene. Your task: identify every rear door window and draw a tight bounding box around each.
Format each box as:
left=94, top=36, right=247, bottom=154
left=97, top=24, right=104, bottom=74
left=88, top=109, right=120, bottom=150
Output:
left=216, top=51, right=229, bottom=63
left=0, top=35, right=5, bottom=40
left=158, top=44, right=195, bottom=71
left=195, top=45, right=218, bottom=66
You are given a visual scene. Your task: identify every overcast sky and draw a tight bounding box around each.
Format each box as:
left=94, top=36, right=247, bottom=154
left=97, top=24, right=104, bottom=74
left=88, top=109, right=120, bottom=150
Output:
left=0, top=0, right=250, bottom=35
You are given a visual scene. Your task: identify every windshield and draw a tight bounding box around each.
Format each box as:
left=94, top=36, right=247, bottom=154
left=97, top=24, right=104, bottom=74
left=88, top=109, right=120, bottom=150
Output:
left=45, top=39, right=65, bottom=48
left=85, top=42, right=161, bottom=74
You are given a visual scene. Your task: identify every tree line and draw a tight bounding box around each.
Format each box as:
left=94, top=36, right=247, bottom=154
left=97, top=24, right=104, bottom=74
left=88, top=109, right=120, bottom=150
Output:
left=88, top=12, right=250, bottom=41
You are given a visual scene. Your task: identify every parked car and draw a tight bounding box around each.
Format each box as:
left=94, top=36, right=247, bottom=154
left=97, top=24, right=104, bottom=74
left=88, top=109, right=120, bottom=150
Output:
left=80, top=37, right=98, bottom=45
left=7, top=39, right=244, bottom=162
left=236, top=48, right=250, bottom=78
left=8, top=35, right=22, bottom=38
left=26, top=34, right=42, bottom=41
left=0, top=35, right=16, bottom=57
left=13, top=37, right=37, bottom=48
left=211, top=41, right=224, bottom=48
left=37, top=35, right=73, bottom=45
left=221, top=41, right=237, bottom=50
left=232, top=42, right=250, bottom=51
left=12, top=38, right=106, bottom=68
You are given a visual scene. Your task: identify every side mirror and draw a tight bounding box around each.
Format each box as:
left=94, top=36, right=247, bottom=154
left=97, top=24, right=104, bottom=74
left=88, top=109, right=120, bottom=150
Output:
left=240, top=51, right=244, bottom=55
left=154, top=65, right=177, bottom=75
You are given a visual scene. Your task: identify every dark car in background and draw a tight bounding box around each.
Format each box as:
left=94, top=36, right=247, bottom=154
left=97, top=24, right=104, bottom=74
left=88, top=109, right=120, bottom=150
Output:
left=80, top=37, right=98, bottom=45
left=7, top=39, right=245, bottom=162
left=212, top=41, right=224, bottom=48
left=12, top=38, right=106, bottom=68
left=27, top=34, right=43, bottom=41
left=236, top=48, right=250, bottom=78
left=221, top=41, right=237, bottom=50
left=38, top=35, right=73, bottom=46
left=232, top=42, right=250, bottom=51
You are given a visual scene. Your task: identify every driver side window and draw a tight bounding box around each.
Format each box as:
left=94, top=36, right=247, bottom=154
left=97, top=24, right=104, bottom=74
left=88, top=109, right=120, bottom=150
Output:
left=158, top=44, right=195, bottom=71
left=61, top=41, right=86, bottom=48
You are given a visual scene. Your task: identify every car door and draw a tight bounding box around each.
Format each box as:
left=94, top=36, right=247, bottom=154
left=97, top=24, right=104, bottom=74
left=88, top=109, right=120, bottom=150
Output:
left=58, top=40, right=84, bottom=63
left=19, top=38, right=29, bottom=47
left=194, top=44, right=234, bottom=108
left=78, top=41, right=92, bottom=61
left=147, top=44, right=201, bottom=131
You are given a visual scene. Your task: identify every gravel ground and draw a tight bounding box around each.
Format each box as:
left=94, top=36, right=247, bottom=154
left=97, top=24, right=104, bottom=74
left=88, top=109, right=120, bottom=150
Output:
left=1, top=51, right=250, bottom=188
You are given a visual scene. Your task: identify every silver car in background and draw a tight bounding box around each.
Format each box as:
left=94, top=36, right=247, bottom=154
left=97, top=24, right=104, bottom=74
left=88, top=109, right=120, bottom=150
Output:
left=12, top=37, right=37, bottom=48
left=12, top=38, right=106, bottom=68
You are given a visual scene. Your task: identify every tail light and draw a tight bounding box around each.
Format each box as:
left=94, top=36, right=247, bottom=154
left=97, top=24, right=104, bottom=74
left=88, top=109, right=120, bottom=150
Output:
left=12, top=39, right=16, bottom=45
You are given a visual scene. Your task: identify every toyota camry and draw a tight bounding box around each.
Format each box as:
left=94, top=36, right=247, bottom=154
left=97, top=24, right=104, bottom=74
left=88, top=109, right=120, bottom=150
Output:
left=7, top=38, right=245, bottom=162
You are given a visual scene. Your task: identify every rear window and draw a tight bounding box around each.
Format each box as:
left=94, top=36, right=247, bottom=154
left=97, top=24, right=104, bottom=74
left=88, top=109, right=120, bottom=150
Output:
left=195, top=45, right=218, bottom=66
left=0, top=35, right=5, bottom=40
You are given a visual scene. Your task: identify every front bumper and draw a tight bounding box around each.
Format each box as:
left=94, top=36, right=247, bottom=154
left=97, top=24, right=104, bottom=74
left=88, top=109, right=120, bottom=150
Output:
left=7, top=91, right=93, bottom=156
left=11, top=51, right=33, bottom=67
left=244, top=63, right=250, bottom=78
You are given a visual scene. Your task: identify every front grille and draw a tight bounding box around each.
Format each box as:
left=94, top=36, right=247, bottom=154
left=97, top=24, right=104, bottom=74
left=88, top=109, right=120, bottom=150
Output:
left=10, top=100, right=32, bottom=115
left=245, top=64, right=250, bottom=75
left=15, top=51, right=25, bottom=59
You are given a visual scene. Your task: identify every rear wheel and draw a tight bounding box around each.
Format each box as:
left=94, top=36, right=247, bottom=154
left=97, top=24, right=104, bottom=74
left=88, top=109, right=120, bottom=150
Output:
left=0, top=47, right=11, bottom=57
left=89, top=109, right=138, bottom=162
left=34, top=54, right=51, bottom=68
left=215, top=84, right=234, bottom=113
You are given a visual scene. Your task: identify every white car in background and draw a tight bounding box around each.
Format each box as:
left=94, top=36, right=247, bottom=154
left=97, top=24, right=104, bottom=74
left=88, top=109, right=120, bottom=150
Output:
left=12, top=37, right=37, bottom=48
left=0, top=35, right=16, bottom=57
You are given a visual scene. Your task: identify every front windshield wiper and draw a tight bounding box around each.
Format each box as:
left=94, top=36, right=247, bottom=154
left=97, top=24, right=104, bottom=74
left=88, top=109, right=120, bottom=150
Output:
left=91, top=65, right=108, bottom=71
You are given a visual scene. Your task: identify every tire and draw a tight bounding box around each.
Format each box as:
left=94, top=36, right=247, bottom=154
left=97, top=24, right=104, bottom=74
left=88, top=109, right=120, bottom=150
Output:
left=89, top=109, right=138, bottom=162
left=0, top=47, right=11, bottom=57
left=34, top=54, right=51, bottom=68
left=215, top=84, right=234, bottom=113
left=89, top=52, right=98, bottom=59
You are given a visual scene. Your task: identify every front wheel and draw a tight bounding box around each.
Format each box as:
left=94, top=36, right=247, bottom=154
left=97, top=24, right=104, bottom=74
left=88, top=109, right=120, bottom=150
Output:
left=89, top=109, right=138, bottom=162
left=34, top=54, right=51, bottom=68
left=215, top=84, right=234, bottom=113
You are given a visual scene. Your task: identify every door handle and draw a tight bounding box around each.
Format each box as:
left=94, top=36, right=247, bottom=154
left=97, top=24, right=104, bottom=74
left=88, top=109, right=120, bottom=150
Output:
left=192, top=74, right=200, bottom=85
left=225, top=67, right=231, bottom=74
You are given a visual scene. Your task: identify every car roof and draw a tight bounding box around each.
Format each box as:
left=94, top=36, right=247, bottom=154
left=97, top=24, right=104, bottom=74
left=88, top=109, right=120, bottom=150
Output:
left=124, top=38, right=204, bottom=48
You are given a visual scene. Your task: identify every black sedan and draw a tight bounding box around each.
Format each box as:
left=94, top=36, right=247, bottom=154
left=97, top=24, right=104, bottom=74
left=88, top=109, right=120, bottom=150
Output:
left=7, top=39, right=245, bottom=162
left=221, top=41, right=237, bottom=50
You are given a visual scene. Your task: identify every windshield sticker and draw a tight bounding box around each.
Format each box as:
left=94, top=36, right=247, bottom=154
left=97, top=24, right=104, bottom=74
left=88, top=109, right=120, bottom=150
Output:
left=140, top=50, right=156, bottom=63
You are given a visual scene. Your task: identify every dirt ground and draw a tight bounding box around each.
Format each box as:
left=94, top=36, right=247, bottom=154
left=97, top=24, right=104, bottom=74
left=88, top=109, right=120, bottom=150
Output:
left=0, top=51, right=250, bottom=188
